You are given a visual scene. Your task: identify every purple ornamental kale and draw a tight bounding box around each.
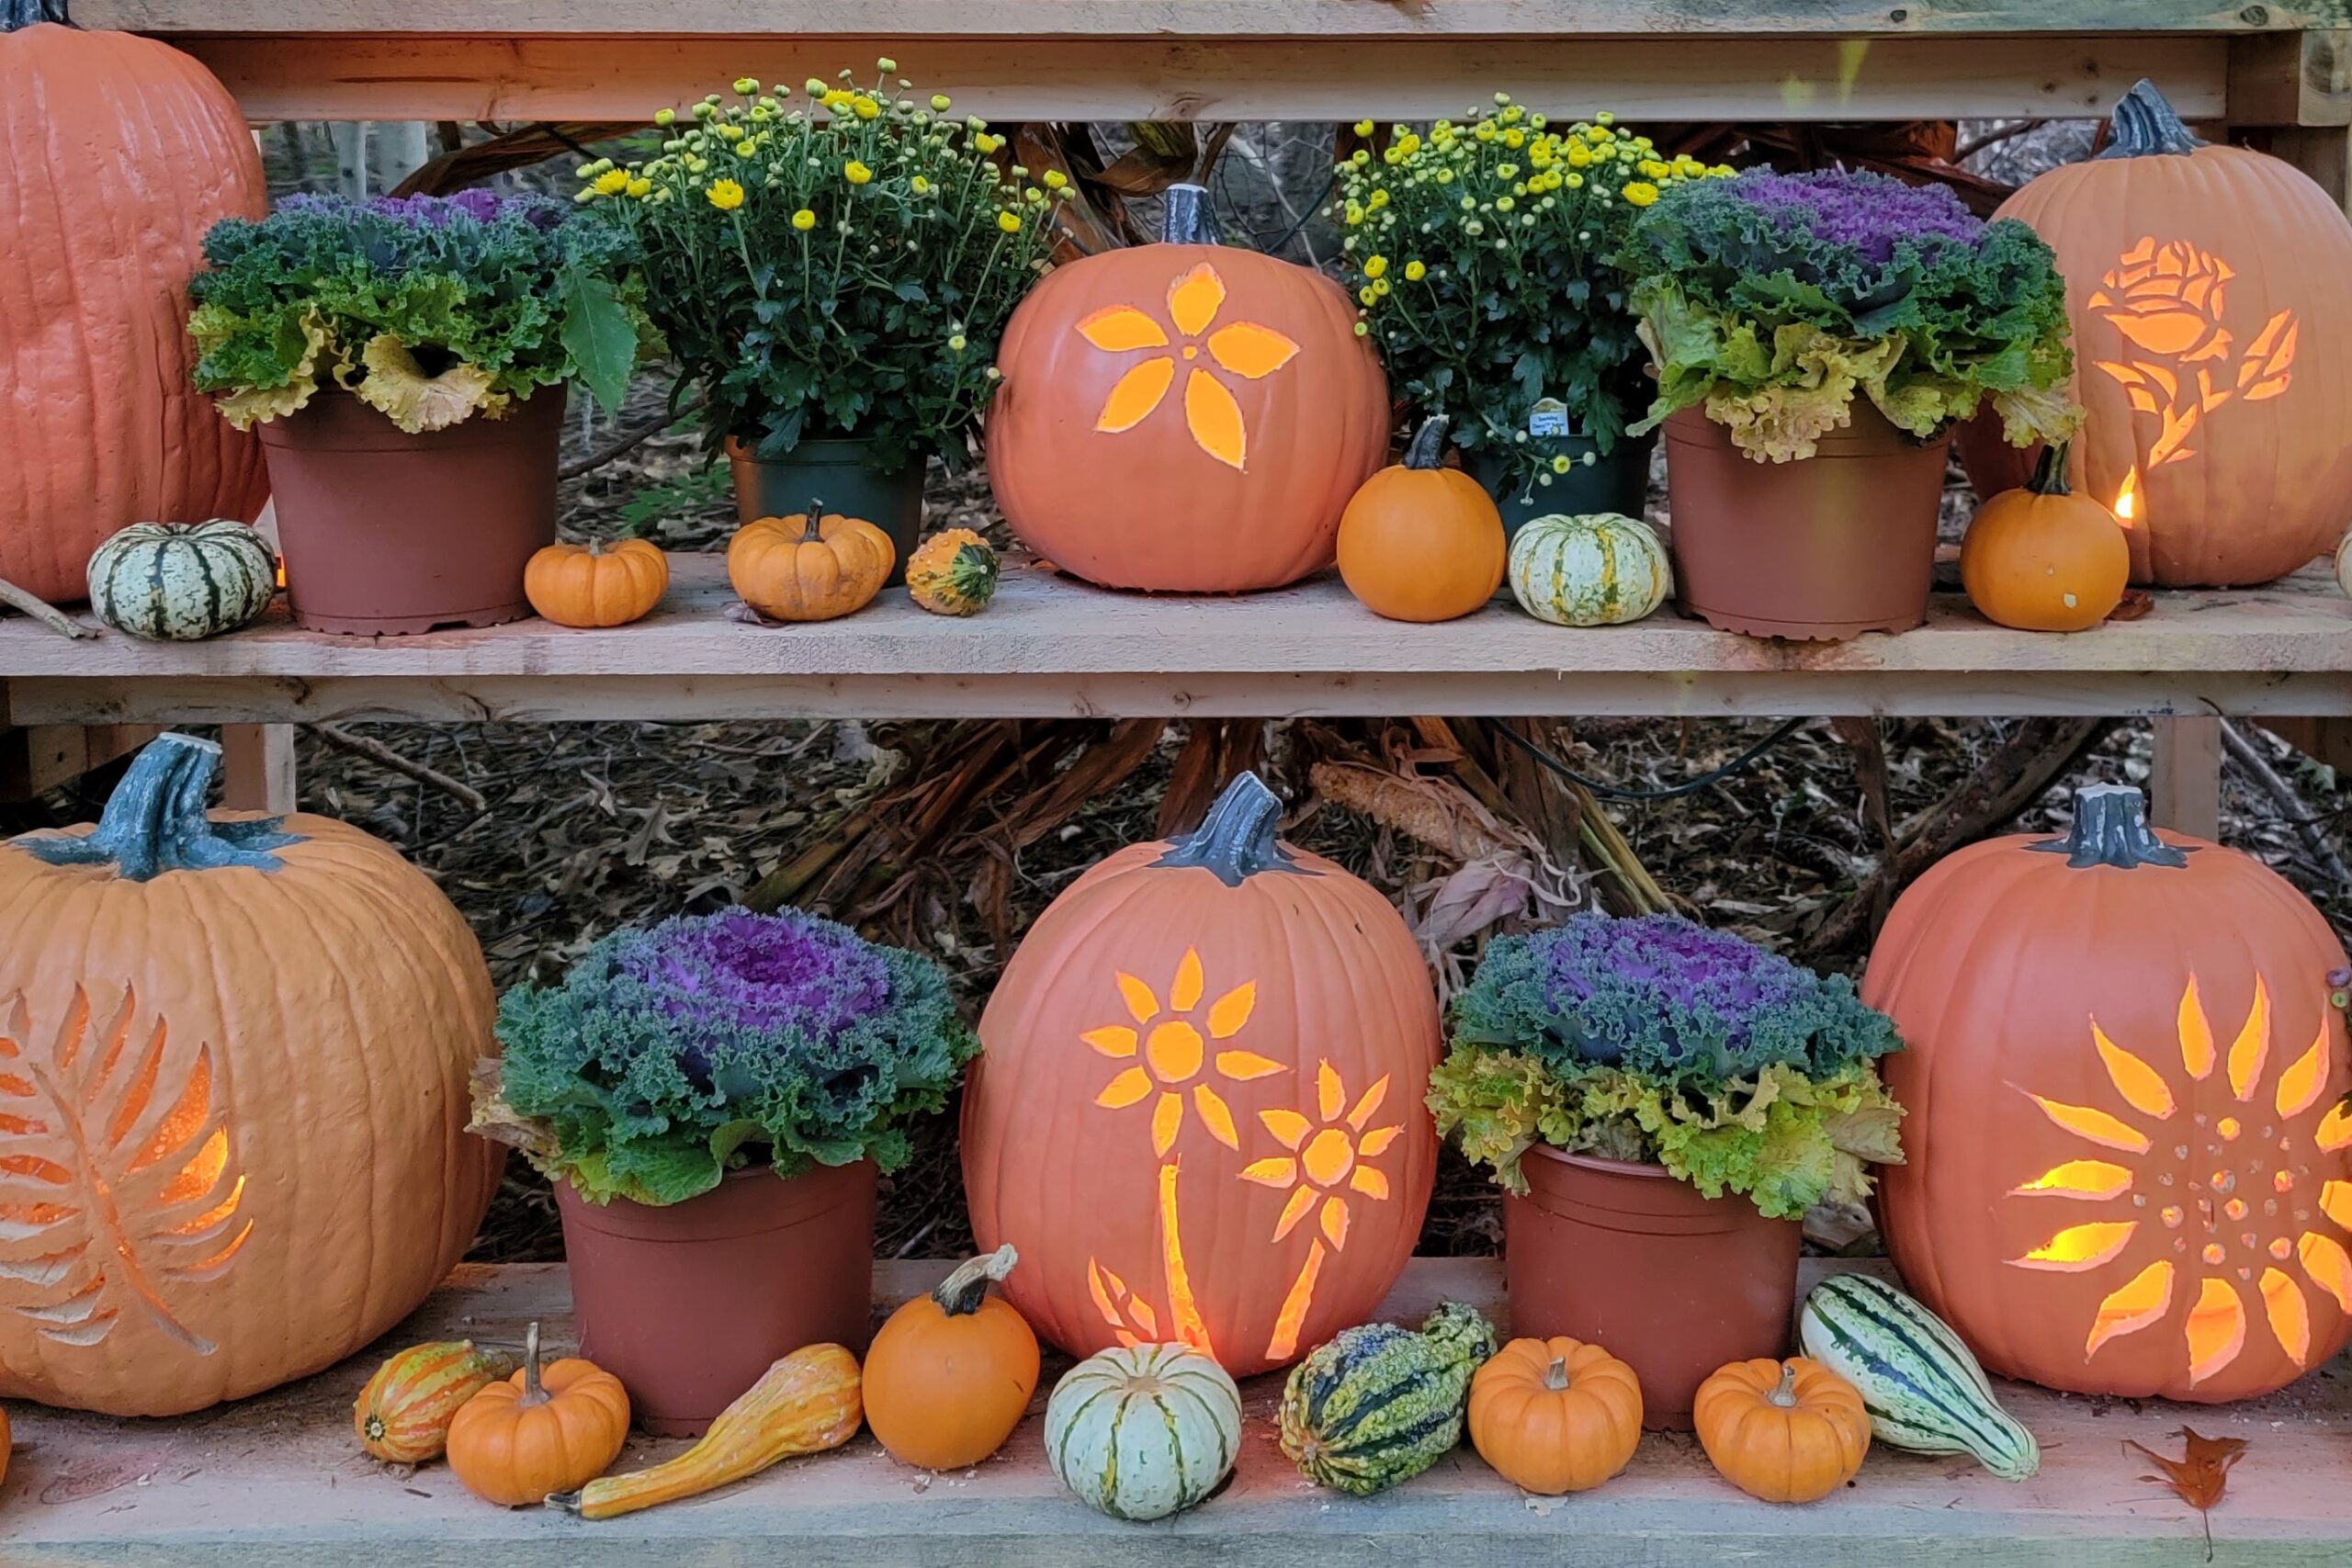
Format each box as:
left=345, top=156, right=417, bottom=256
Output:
left=609, top=908, right=893, bottom=1043
left=275, top=187, right=567, bottom=231
left=1541, top=911, right=1810, bottom=1047
left=1724, top=167, right=1984, bottom=265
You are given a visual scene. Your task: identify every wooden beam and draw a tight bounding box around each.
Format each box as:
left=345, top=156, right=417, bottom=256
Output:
left=220, top=723, right=298, bottom=814
left=2254, top=716, right=2352, bottom=773
left=72, top=0, right=2339, bottom=37
left=2149, top=716, right=2224, bottom=838
left=133, top=32, right=2228, bottom=122
left=0, top=724, right=156, bottom=801
left=2229, top=28, right=2352, bottom=124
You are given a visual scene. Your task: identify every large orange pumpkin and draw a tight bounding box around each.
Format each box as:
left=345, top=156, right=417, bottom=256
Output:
left=1864, top=783, right=2352, bottom=1403
left=0, top=733, right=498, bottom=1415
left=963, top=772, right=1439, bottom=1378
left=0, top=15, right=269, bottom=604
left=1958, top=80, right=2352, bottom=587
left=986, top=185, right=1388, bottom=593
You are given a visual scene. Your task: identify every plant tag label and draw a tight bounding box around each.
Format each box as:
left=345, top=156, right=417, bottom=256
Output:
left=1527, top=398, right=1570, bottom=437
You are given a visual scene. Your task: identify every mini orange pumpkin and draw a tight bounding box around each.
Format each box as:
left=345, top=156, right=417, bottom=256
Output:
left=1337, top=417, right=1507, bottom=623
left=727, top=502, right=896, bottom=622
left=1467, top=1335, right=1642, bottom=1495
left=524, top=538, right=670, bottom=628
left=863, top=1245, right=1040, bottom=1471
left=446, top=1323, right=630, bottom=1506
left=1961, top=441, right=2129, bottom=632
left=1693, top=1357, right=1870, bottom=1504
left=355, top=1339, right=516, bottom=1464
left=987, top=184, right=1387, bottom=593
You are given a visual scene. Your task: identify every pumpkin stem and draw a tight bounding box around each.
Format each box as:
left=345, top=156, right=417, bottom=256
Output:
left=15, top=732, right=303, bottom=882
left=1403, top=416, right=1451, bottom=472
left=1159, top=183, right=1221, bottom=247
left=2029, top=782, right=2193, bottom=870
left=801, top=499, right=828, bottom=544
left=1152, top=771, right=1305, bottom=887
left=2098, top=79, right=2204, bottom=160
left=931, top=1244, right=1018, bottom=1316
left=2026, top=440, right=2072, bottom=499
left=518, top=1321, right=548, bottom=1407
left=1543, top=1356, right=1571, bottom=1393
left=1768, top=1361, right=1802, bottom=1409
left=1, top=0, right=64, bottom=31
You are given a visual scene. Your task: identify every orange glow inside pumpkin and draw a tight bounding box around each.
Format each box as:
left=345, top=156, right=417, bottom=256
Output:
left=2006, top=974, right=2347, bottom=1384
left=2087, top=237, right=2299, bottom=476
left=2112, top=467, right=2139, bottom=526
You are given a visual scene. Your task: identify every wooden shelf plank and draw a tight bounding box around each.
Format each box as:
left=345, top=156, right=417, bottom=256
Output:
left=3, top=558, right=2347, bottom=724
left=9, top=1257, right=2352, bottom=1567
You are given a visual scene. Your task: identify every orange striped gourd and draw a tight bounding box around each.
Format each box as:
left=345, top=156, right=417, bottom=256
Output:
left=355, top=1340, right=517, bottom=1464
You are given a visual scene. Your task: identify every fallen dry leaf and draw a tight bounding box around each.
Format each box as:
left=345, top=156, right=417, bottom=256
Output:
left=2106, top=587, right=2156, bottom=622
left=2125, top=1427, right=2247, bottom=1561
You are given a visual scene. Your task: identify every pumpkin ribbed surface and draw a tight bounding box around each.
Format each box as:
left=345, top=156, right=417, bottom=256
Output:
left=1045, top=1342, right=1241, bottom=1521
left=0, top=737, right=498, bottom=1415
left=1278, top=1302, right=1496, bottom=1495
left=88, top=519, right=275, bottom=641
left=1, top=24, right=268, bottom=604
left=1507, top=512, right=1671, bottom=627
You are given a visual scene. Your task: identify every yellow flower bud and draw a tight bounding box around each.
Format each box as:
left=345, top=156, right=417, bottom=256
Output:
left=876, top=55, right=898, bottom=72
left=706, top=178, right=746, bottom=210
left=932, top=94, right=953, bottom=111
left=1044, top=169, right=1068, bottom=189
left=792, top=207, right=817, bottom=230
left=1404, top=259, right=1426, bottom=281
left=733, top=76, right=760, bottom=95
left=844, top=159, right=874, bottom=185
left=653, top=107, right=676, bottom=126
left=911, top=175, right=932, bottom=194
left=854, top=96, right=881, bottom=120
left=997, top=209, right=1023, bottom=232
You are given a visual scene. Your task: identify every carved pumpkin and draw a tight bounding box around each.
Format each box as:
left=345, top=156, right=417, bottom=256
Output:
left=0, top=13, right=269, bottom=604
left=1336, top=417, right=1507, bottom=623
left=1864, top=783, right=2352, bottom=1402
left=1959, top=80, right=2352, bottom=587
left=1960, top=442, right=2129, bottom=632
left=727, top=505, right=895, bottom=622
left=0, top=734, right=499, bottom=1416
left=524, top=538, right=669, bottom=628
left=963, top=772, right=1440, bottom=1378
left=987, top=185, right=1388, bottom=593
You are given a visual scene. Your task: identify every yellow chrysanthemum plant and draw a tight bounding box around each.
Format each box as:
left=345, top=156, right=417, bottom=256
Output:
left=1333, top=99, right=1728, bottom=508
left=584, top=63, right=1066, bottom=471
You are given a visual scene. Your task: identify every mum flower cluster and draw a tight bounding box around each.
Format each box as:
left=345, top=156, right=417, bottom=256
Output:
left=1430, top=912, right=1905, bottom=1218
left=581, top=63, right=1067, bottom=469
left=1621, top=166, right=2081, bottom=462
left=188, top=190, right=648, bottom=434
left=487, top=907, right=978, bottom=1206
left=1334, top=98, right=1728, bottom=492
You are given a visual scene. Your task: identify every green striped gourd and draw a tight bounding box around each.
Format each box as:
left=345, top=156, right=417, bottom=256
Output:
left=1044, top=1343, right=1241, bottom=1521
left=86, top=518, right=275, bottom=640
left=1278, top=1301, right=1497, bottom=1495
left=1798, top=1273, right=2040, bottom=1482
left=1507, top=511, right=1671, bottom=627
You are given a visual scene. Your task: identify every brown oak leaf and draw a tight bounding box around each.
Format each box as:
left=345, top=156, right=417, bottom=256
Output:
left=2125, top=1427, right=2247, bottom=1561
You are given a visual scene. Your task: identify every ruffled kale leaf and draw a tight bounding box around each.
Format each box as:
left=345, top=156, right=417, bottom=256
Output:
left=1620, top=168, right=2079, bottom=461
left=490, top=908, right=978, bottom=1206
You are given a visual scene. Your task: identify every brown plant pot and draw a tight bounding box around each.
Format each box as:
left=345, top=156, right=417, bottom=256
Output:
left=1662, top=403, right=1950, bottom=640
left=554, top=1158, right=877, bottom=1437
left=259, top=389, right=561, bottom=635
left=1503, top=1148, right=1800, bottom=1430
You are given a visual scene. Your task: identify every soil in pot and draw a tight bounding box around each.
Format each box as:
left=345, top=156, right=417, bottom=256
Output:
left=1467, top=431, right=1655, bottom=544
left=727, top=436, right=923, bottom=587
left=1504, top=1147, right=1799, bottom=1430
left=260, top=389, right=562, bottom=635
left=555, top=1158, right=877, bottom=1438
left=1663, top=403, right=1950, bottom=640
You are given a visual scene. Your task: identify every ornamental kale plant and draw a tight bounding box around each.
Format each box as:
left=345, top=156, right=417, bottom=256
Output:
left=485, top=908, right=978, bottom=1206
left=189, top=190, right=648, bottom=434
left=582, top=64, right=1059, bottom=471
left=1334, top=101, right=1728, bottom=494
left=1429, top=913, right=1905, bottom=1218
left=1619, top=167, right=2079, bottom=463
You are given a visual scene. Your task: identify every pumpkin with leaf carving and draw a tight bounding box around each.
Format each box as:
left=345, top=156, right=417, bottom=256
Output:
left=0, top=733, right=497, bottom=1416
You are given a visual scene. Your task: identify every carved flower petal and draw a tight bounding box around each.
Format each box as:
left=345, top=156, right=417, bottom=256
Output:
left=2186, top=1276, right=2247, bottom=1385
left=1206, top=321, right=1299, bottom=380
left=1170, top=949, right=1204, bottom=1012
left=1357, top=1125, right=1402, bottom=1159
left=1240, top=1157, right=1298, bottom=1188
left=1272, top=1183, right=1317, bottom=1241
left=1081, top=1026, right=1138, bottom=1059
left=1182, top=368, right=1248, bottom=470
left=1151, top=1092, right=1183, bottom=1157
left=1350, top=1167, right=1390, bottom=1201
left=1316, top=1061, right=1344, bottom=1122
left=2086, top=1259, right=2174, bottom=1355
left=1094, top=356, right=1176, bottom=434
left=1347, top=1075, right=1391, bottom=1130
left=1193, top=1085, right=1239, bottom=1150
left=1167, top=263, right=1226, bottom=338
left=1115, top=972, right=1162, bottom=1025
left=1095, top=1067, right=1153, bottom=1110
left=1320, top=1195, right=1351, bottom=1252
left=1076, top=304, right=1170, bottom=353
left=1260, top=1109, right=1311, bottom=1150
left=1215, top=1049, right=1283, bottom=1080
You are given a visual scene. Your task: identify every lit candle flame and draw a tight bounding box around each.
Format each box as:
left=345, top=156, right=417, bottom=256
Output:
left=2112, top=467, right=2139, bottom=527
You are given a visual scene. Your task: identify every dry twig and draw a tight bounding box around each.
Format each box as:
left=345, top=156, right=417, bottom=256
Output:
left=0, top=576, right=95, bottom=640
left=309, top=724, right=489, bottom=815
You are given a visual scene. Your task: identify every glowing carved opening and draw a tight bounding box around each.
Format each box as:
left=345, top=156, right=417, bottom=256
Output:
left=2013, top=1159, right=2134, bottom=1201
left=2186, top=1275, right=2246, bottom=1384
left=2088, top=237, right=2298, bottom=470
left=2014, top=1221, right=2138, bottom=1270
left=2087, top=1259, right=2174, bottom=1355
left=1075, top=265, right=1300, bottom=472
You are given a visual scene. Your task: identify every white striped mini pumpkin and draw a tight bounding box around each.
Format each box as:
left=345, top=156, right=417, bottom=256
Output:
left=1044, top=1342, right=1242, bottom=1521
left=1507, top=511, right=1672, bottom=627
left=87, top=519, right=276, bottom=640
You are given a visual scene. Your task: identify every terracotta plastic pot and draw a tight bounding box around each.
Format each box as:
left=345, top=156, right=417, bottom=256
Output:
left=1467, top=430, right=1655, bottom=544
left=555, top=1158, right=877, bottom=1437
left=260, top=389, right=561, bottom=635
left=727, top=435, right=923, bottom=586
left=1503, top=1148, right=1799, bottom=1429
left=1662, top=404, right=1950, bottom=640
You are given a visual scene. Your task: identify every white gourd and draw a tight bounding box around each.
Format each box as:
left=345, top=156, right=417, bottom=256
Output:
left=1507, top=511, right=1672, bottom=627
left=2335, top=531, right=2350, bottom=601
left=86, top=519, right=275, bottom=640
left=1044, top=1343, right=1242, bottom=1521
